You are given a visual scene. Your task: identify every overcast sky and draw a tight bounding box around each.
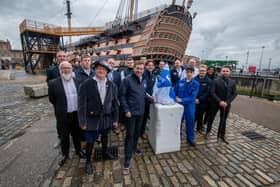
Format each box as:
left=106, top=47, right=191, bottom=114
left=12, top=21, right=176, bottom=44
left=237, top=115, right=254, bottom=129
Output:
left=0, top=0, right=280, bottom=68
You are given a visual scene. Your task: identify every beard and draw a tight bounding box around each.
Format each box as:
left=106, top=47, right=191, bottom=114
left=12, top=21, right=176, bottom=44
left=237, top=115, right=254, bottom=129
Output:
left=61, top=73, right=72, bottom=81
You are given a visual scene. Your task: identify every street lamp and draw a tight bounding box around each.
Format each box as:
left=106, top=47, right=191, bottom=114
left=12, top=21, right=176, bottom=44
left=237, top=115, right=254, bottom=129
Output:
left=258, top=46, right=265, bottom=73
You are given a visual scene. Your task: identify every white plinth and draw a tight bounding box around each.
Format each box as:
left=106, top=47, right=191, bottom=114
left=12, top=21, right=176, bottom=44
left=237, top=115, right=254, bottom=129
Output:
left=147, top=103, right=184, bottom=154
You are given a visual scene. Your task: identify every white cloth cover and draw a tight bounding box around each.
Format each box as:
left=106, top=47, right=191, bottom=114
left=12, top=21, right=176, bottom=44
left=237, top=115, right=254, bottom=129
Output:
left=147, top=103, right=183, bottom=154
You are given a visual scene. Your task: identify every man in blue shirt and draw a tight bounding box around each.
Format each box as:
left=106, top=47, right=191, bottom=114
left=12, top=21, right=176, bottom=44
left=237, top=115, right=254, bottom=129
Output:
left=174, top=66, right=199, bottom=146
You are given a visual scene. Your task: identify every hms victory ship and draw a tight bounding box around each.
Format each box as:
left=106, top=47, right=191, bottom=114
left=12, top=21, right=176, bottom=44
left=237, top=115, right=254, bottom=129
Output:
left=19, top=0, right=196, bottom=73
left=66, top=0, right=196, bottom=64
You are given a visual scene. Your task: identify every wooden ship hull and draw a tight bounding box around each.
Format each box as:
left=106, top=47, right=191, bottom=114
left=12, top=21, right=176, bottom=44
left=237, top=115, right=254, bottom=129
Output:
left=66, top=2, right=194, bottom=64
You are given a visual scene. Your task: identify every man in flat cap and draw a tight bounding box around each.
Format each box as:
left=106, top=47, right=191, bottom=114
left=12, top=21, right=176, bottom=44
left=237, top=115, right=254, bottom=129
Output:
left=78, top=61, right=119, bottom=174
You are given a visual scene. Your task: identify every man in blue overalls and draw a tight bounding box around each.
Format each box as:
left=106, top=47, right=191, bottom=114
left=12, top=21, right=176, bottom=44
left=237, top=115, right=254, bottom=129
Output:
left=174, top=66, right=199, bottom=146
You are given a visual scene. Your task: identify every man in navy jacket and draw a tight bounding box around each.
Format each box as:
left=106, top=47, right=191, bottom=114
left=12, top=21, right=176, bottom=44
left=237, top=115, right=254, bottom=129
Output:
left=75, top=54, right=95, bottom=82
left=194, top=64, right=212, bottom=133
left=120, top=61, right=146, bottom=171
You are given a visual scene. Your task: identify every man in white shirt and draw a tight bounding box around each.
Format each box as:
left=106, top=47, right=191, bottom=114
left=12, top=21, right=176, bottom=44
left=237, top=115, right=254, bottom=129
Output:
left=48, top=61, right=85, bottom=167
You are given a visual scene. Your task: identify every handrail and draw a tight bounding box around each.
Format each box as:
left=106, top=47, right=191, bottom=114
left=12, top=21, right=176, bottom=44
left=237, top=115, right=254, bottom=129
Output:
left=19, top=19, right=105, bottom=36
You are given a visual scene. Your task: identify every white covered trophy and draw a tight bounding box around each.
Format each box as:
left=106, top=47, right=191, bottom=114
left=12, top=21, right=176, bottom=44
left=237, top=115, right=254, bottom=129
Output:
left=147, top=64, right=183, bottom=154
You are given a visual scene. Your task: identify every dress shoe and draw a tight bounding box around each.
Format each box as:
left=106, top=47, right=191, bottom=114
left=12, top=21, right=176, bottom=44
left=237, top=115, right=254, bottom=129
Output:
left=58, top=155, right=68, bottom=167
left=96, top=135, right=101, bottom=144
left=85, top=161, right=93, bottom=175
left=53, top=140, right=61, bottom=149
left=123, top=159, right=130, bottom=170
left=187, top=141, right=196, bottom=147
left=76, top=150, right=86, bottom=158
left=103, top=151, right=115, bottom=160
left=135, top=148, right=142, bottom=156
left=221, top=137, right=229, bottom=144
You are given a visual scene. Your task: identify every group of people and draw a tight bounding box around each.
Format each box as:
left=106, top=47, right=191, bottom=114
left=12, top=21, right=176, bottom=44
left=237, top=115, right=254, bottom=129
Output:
left=47, top=50, right=237, bottom=175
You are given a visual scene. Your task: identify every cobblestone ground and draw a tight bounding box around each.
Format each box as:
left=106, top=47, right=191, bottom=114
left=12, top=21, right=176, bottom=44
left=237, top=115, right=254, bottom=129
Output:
left=0, top=79, right=52, bottom=147
left=50, top=113, right=280, bottom=187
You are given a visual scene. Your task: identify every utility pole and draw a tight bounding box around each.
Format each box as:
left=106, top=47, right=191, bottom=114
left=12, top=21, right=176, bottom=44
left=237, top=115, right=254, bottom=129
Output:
left=258, top=46, right=265, bottom=73
left=268, top=57, right=272, bottom=71
left=65, top=0, right=72, bottom=44
left=245, top=50, right=249, bottom=71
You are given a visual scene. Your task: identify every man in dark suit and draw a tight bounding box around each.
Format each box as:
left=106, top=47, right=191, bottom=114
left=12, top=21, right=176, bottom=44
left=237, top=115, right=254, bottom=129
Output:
left=46, top=50, right=67, bottom=149
left=170, top=59, right=185, bottom=87
left=75, top=54, right=95, bottom=82
left=205, top=66, right=237, bottom=143
left=78, top=61, right=119, bottom=175
left=48, top=61, right=85, bottom=167
left=107, top=58, right=121, bottom=88
left=120, top=61, right=146, bottom=172
left=141, top=59, right=156, bottom=139
left=107, top=58, right=122, bottom=135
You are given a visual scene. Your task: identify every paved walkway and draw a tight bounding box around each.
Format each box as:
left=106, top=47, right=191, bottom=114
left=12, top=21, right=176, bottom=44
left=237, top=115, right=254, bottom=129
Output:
left=49, top=113, right=280, bottom=187
left=1, top=72, right=280, bottom=187
left=231, top=95, right=280, bottom=133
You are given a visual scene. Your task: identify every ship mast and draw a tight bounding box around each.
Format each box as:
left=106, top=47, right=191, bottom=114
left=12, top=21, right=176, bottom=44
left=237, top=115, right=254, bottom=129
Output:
left=130, top=0, right=134, bottom=21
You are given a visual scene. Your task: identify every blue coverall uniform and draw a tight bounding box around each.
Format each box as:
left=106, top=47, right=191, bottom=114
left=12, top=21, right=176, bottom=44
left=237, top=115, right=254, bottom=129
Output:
left=174, top=78, right=199, bottom=143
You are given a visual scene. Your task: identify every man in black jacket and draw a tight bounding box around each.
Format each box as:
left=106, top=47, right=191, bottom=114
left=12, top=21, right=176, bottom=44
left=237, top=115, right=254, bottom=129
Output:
left=194, top=64, right=212, bottom=133
left=120, top=61, right=146, bottom=171
left=205, top=66, right=237, bottom=143
left=203, top=66, right=217, bottom=126
left=48, top=61, right=85, bottom=167
left=78, top=61, right=119, bottom=175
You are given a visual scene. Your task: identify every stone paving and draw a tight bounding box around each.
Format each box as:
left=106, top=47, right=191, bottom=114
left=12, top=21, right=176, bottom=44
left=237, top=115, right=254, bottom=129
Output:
left=1, top=74, right=280, bottom=187
left=0, top=80, right=52, bottom=147
left=50, top=113, right=280, bottom=187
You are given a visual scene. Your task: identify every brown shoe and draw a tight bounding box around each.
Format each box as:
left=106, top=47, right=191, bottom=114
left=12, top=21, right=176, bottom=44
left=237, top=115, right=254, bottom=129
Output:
left=81, top=141, right=87, bottom=150
left=141, top=133, right=148, bottom=140
left=113, top=128, right=121, bottom=135
left=204, top=132, right=210, bottom=140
